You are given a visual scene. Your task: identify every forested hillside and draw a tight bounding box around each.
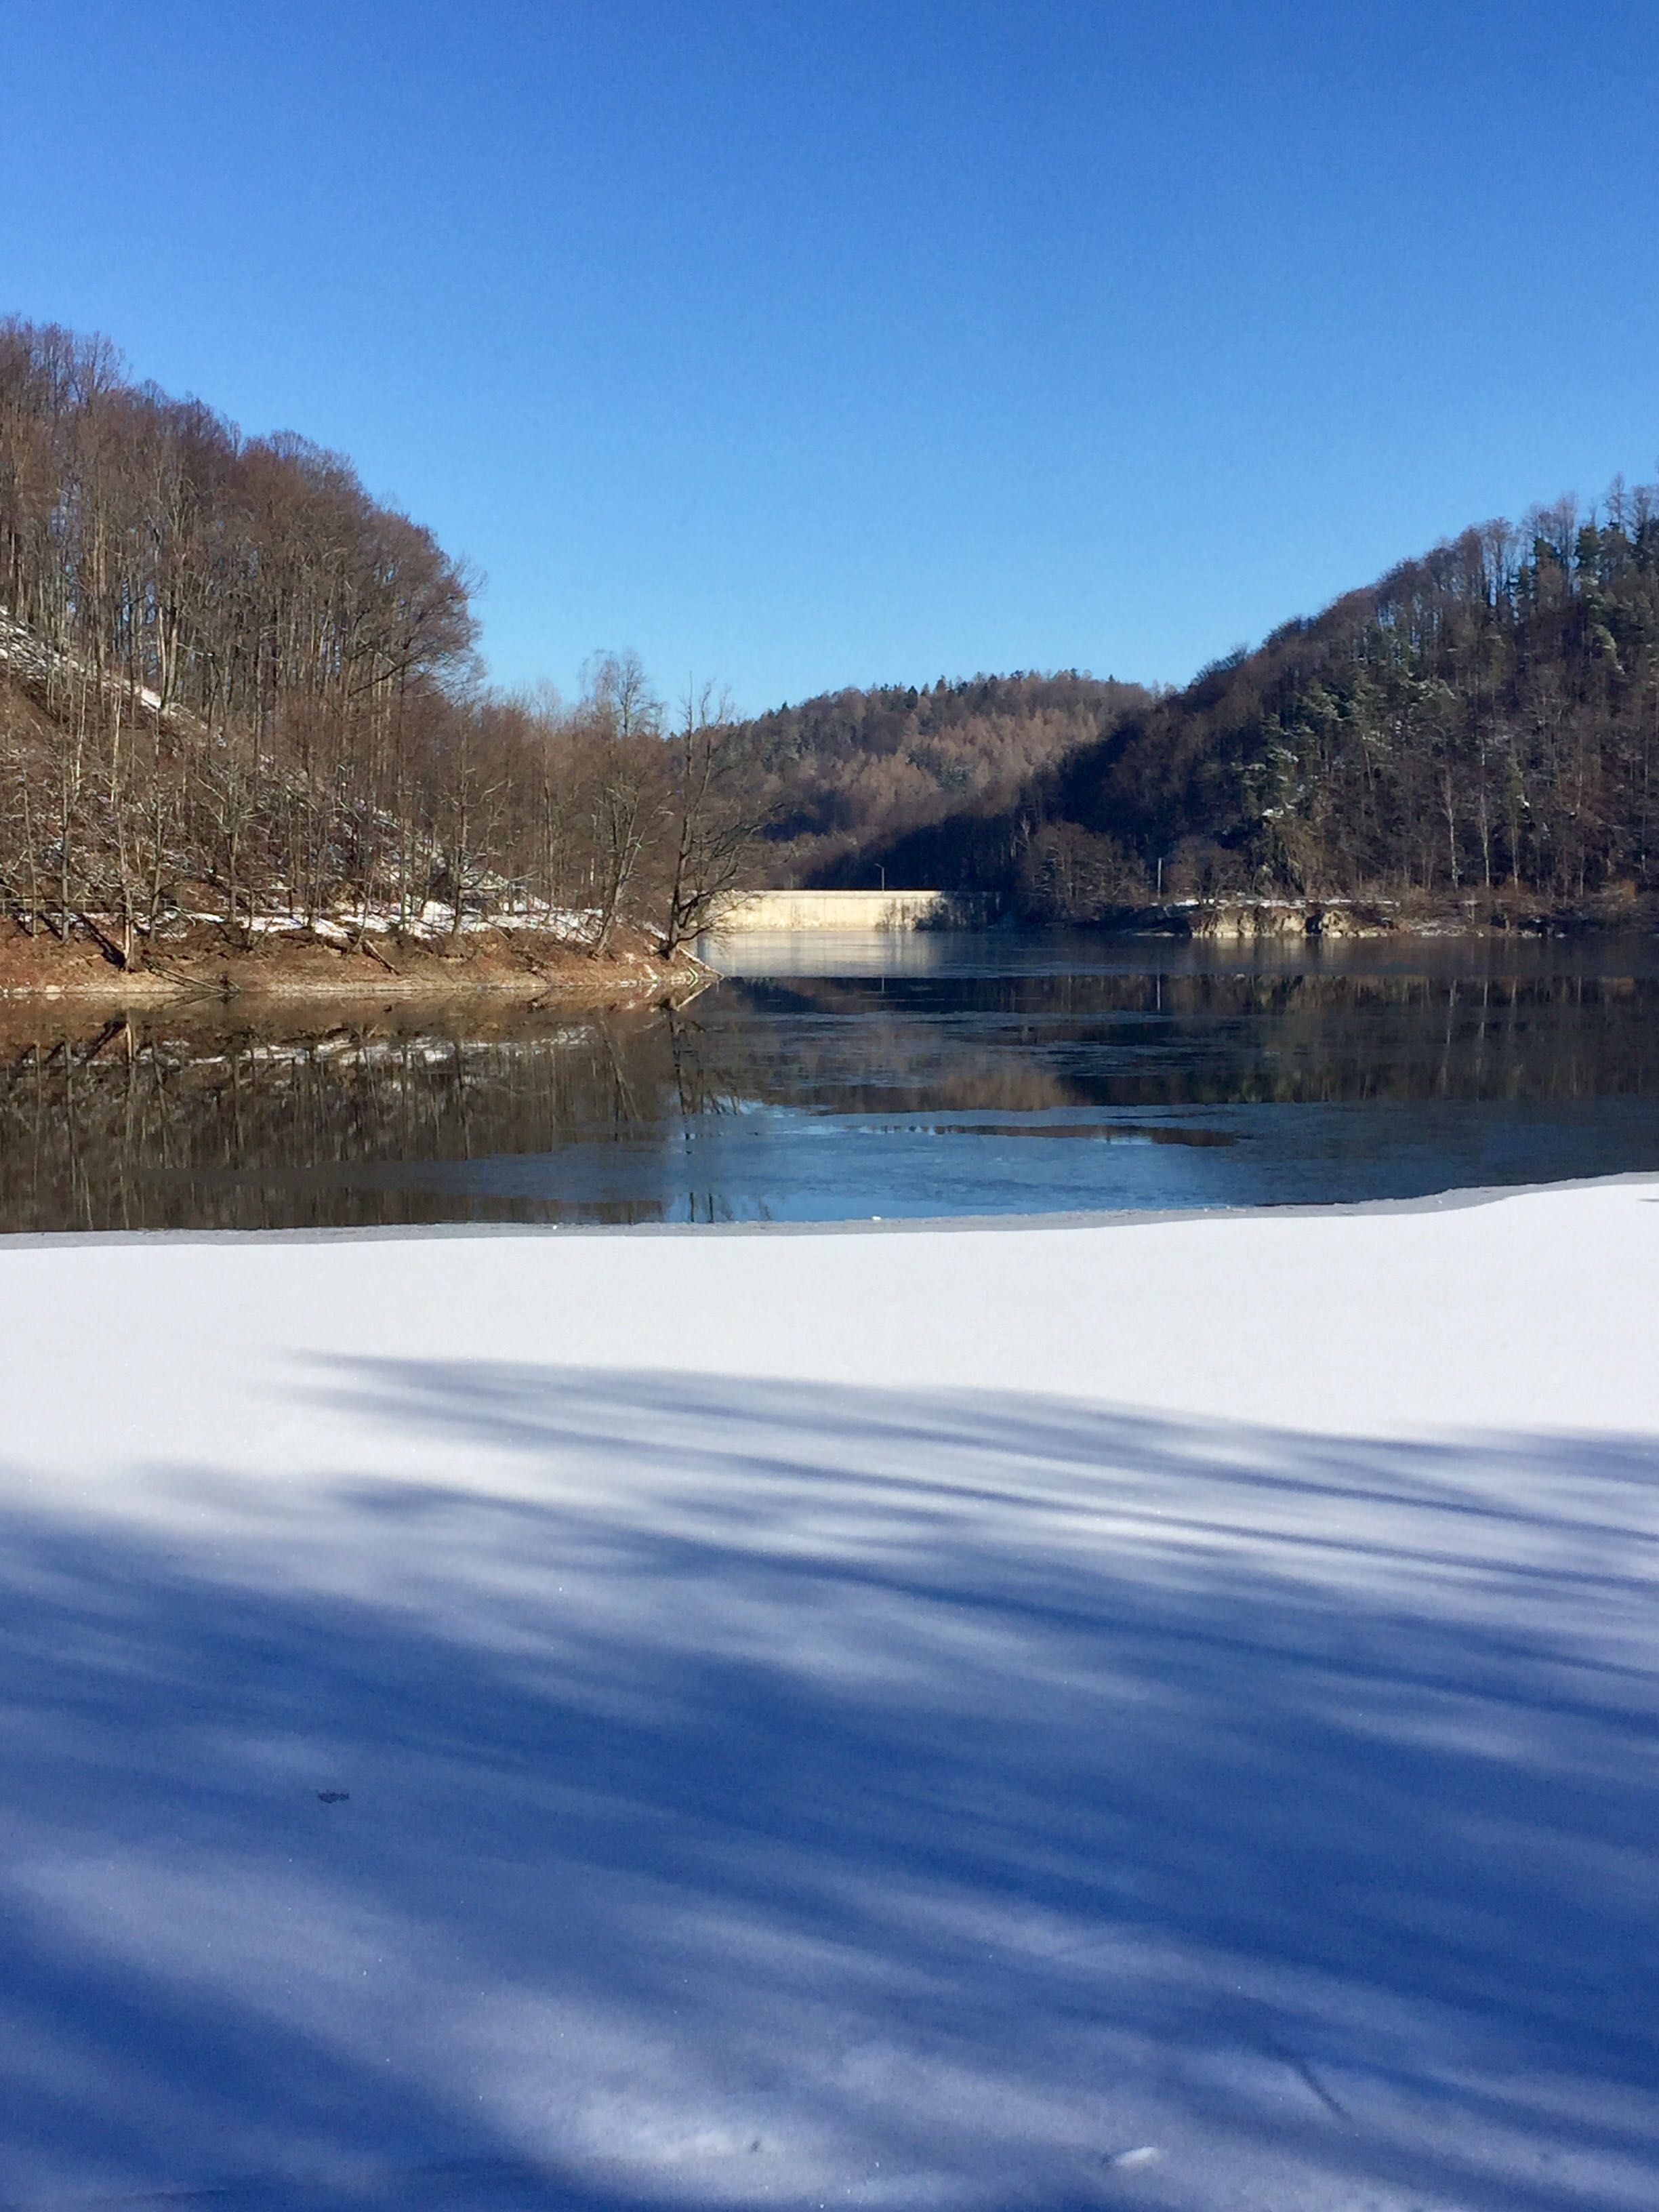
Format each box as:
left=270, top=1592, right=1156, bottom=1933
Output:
left=0, top=319, right=758, bottom=967
left=5, top=312, right=1656, bottom=959
left=857, top=489, right=1659, bottom=922
left=743, top=670, right=1147, bottom=886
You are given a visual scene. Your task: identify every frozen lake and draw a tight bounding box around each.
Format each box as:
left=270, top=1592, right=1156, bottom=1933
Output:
left=4, top=929, right=1659, bottom=1229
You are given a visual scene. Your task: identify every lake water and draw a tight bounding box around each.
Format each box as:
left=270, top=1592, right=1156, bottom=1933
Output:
left=4, top=930, right=1658, bottom=1232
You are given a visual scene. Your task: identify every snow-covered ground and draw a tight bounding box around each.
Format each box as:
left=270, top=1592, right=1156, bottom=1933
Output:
left=3, top=1180, right=1658, bottom=2210
left=236, top=900, right=598, bottom=944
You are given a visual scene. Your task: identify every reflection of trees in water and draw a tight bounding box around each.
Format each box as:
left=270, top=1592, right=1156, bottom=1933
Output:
left=2, top=958, right=1656, bottom=1231
left=710, top=968, right=1659, bottom=1112
left=0, top=1002, right=743, bottom=1233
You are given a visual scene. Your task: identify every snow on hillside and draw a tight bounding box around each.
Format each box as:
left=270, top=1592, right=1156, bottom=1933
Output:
left=2, top=1181, right=1657, bottom=2209
left=1, top=601, right=174, bottom=723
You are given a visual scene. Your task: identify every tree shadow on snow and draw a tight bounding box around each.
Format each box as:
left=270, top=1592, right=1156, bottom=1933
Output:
left=2, top=1362, right=1658, bottom=2210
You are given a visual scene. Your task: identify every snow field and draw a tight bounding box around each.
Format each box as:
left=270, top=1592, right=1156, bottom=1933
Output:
left=1, top=1179, right=1658, bottom=2209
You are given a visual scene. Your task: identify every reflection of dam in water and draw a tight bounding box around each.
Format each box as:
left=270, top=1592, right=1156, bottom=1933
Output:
left=710, top=888, right=946, bottom=930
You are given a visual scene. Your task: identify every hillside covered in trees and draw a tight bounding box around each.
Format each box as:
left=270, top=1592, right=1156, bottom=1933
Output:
left=4, top=311, right=1656, bottom=973
left=0, top=318, right=759, bottom=977
left=744, top=670, right=1148, bottom=886
left=810, top=488, right=1659, bottom=923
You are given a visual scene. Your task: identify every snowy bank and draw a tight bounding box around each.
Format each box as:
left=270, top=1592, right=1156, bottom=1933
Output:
left=2, top=1181, right=1658, bottom=2209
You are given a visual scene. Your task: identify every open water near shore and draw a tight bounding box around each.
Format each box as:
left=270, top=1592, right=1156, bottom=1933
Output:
left=3, top=929, right=1658, bottom=1231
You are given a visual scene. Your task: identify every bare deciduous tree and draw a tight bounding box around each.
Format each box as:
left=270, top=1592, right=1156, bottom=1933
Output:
left=657, top=682, right=769, bottom=957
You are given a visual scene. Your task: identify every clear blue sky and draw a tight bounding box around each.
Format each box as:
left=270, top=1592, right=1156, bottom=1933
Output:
left=3, top=1, right=1656, bottom=714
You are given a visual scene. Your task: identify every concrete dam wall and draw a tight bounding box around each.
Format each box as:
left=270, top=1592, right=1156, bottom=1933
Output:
left=710, top=889, right=947, bottom=933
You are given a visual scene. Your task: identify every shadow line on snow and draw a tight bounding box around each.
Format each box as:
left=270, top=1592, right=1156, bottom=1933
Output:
left=1, top=1360, right=1657, bottom=2209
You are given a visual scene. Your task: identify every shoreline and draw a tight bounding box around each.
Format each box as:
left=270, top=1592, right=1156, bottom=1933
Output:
left=4, top=1164, right=1654, bottom=1247
left=4, top=907, right=1654, bottom=1001
left=1017, top=893, right=1659, bottom=941
left=0, top=920, right=713, bottom=1007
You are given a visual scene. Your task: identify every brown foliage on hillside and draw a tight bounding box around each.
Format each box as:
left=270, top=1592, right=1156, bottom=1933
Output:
left=739, top=672, right=1149, bottom=886
left=0, top=323, right=764, bottom=960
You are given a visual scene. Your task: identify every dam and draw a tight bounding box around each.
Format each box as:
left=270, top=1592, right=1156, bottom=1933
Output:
left=710, top=888, right=947, bottom=931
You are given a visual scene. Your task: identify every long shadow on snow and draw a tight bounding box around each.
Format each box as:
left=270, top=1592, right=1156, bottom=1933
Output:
left=2, top=1361, right=1657, bottom=2209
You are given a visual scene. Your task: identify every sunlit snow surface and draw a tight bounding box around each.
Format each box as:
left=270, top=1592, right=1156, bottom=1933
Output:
left=2, top=1182, right=1658, bottom=2209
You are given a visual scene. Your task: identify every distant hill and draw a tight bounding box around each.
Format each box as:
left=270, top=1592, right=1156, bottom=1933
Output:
left=740, top=670, right=1149, bottom=888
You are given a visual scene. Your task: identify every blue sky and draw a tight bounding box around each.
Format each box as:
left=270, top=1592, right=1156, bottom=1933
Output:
left=3, top=1, right=1656, bottom=712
